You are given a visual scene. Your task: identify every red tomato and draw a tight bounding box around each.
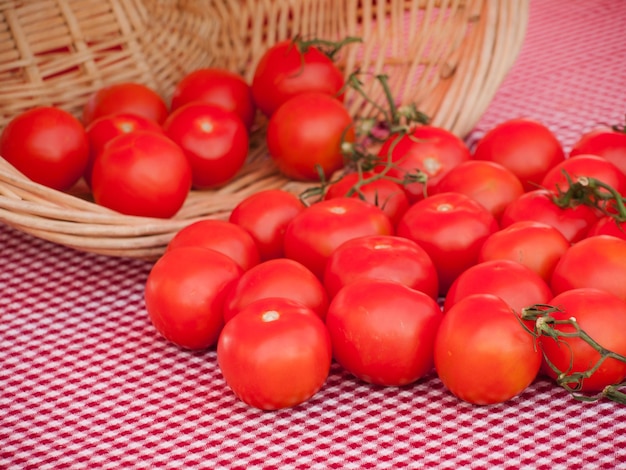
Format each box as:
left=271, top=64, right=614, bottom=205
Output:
left=84, top=113, right=164, bottom=185
left=538, top=288, right=626, bottom=392
left=283, top=198, right=394, bottom=279
left=217, top=297, right=332, bottom=410
left=570, top=125, right=626, bottom=176
left=500, top=189, right=599, bottom=243
left=170, top=67, right=256, bottom=130
left=551, top=235, right=626, bottom=302
left=228, top=189, right=305, bottom=261
left=434, top=294, right=542, bottom=405
left=222, top=258, right=329, bottom=323
left=443, top=259, right=553, bottom=314
left=82, top=82, right=168, bottom=126
left=326, top=278, right=442, bottom=387
left=91, top=131, right=192, bottom=218
left=324, top=171, right=410, bottom=226
left=432, top=160, right=524, bottom=221
left=266, top=92, right=354, bottom=181
left=473, top=118, right=565, bottom=191
left=163, top=103, right=249, bottom=189
left=166, top=219, right=260, bottom=271
left=0, top=106, right=89, bottom=191
left=323, top=234, right=439, bottom=300
left=586, top=216, right=626, bottom=240
left=251, top=39, right=345, bottom=117
left=478, top=221, right=571, bottom=283
left=144, top=246, right=243, bottom=350
left=396, top=192, right=499, bottom=295
left=376, top=125, right=471, bottom=203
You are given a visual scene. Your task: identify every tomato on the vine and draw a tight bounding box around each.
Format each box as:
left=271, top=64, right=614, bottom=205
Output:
left=570, top=123, right=626, bottom=176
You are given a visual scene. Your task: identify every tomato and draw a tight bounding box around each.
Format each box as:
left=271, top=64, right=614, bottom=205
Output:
left=432, top=160, right=524, bottom=222
left=376, top=125, right=471, bottom=203
left=251, top=39, right=345, bottom=117
left=283, top=197, right=394, bottom=279
left=434, top=294, right=542, bottom=405
left=266, top=92, right=354, bottom=181
left=537, top=288, right=626, bottom=392
left=473, top=118, right=565, bottom=191
left=550, top=235, right=626, bottom=302
left=0, top=106, right=89, bottom=191
left=84, top=113, right=164, bottom=185
left=478, top=221, right=570, bottom=283
left=82, top=82, right=168, bottom=126
left=163, top=103, right=249, bottom=189
left=500, top=189, right=599, bottom=243
left=325, top=278, right=442, bottom=387
left=222, top=258, right=329, bottom=323
left=170, top=67, right=256, bottom=130
left=217, top=297, right=332, bottom=410
left=91, top=131, right=192, bottom=218
left=570, top=125, right=626, bottom=176
left=323, top=234, right=438, bottom=300
left=396, top=192, right=499, bottom=295
left=144, top=246, right=243, bottom=350
left=586, top=216, right=626, bottom=240
left=324, top=171, right=410, bottom=226
left=443, top=259, right=553, bottom=314
left=166, top=219, right=260, bottom=271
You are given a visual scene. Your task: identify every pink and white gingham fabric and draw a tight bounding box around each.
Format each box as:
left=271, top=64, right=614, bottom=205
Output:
left=2, top=1, right=626, bottom=468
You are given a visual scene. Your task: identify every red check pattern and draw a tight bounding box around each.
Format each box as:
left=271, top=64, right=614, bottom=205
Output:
left=2, top=1, right=626, bottom=468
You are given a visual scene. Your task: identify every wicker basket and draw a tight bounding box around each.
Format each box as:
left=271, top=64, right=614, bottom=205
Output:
left=0, top=0, right=529, bottom=260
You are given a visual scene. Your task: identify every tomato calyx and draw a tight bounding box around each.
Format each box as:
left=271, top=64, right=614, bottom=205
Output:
left=292, top=35, right=363, bottom=61
left=610, top=114, right=626, bottom=134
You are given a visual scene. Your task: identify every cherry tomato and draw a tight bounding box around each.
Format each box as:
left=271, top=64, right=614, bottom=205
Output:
left=570, top=125, right=626, bottom=176
left=538, top=288, right=626, bottom=392
left=283, top=197, right=394, bottom=279
left=144, top=246, right=243, bottom=350
left=91, top=131, right=192, bottom=218
left=326, top=278, right=442, bottom=387
left=0, top=106, right=89, bottom=191
left=166, top=219, right=260, bottom=271
left=434, top=294, right=542, bottom=405
left=170, top=67, right=256, bottom=130
left=222, top=258, right=329, bottom=323
left=251, top=39, right=345, bottom=117
left=266, top=92, right=354, bottom=181
left=163, top=103, right=249, bottom=189
left=217, top=297, right=332, bottom=410
left=396, top=192, right=499, bottom=295
left=82, top=82, right=168, bottom=126
left=586, top=216, right=626, bottom=240
left=323, top=234, right=438, bottom=300
left=228, top=189, right=305, bottom=261
left=473, top=118, right=565, bottom=191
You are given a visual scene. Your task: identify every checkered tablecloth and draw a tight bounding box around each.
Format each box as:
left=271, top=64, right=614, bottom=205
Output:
left=2, top=1, right=626, bottom=469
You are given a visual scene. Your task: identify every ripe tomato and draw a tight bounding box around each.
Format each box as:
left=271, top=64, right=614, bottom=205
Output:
left=228, top=189, right=305, bottom=261
left=473, top=118, right=565, bottom=191
left=283, top=197, right=394, bottom=279
left=266, top=92, right=354, bottom=181
left=144, top=246, right=243, bottom=350
left=82, top=82, right=168, bottom=126
left=251, top=39, right=345, bottom=117
left=586, top=216, right=626, bottom=240
left=166, top=219, right=260, bottom=271
left=443, top=259, right=553, bottom=314
left=325, top=278, right=442, bottom=387
left=538, top=288, right=626, bottom=392
left=323, top=234, right=439, bottom=300
left=0, top=106, right=89, bottom=191
left=570, top=125, right=626, bottom=176
left=222, top=258, right=329, bottom=323
left=432, top=160, right=524, bottom=222
left=217, top=297, right=332, bottom=410
left=478, top=221, right=571, bottom=283
left=170, top=67, right=256, bottom=130
left=396, top=191, right=499, bottom=295
left=434, top=294, right=542, bottom=405
left=550, top=235, right=626, bottom=302
left=91, top=131, right=192, bottom=218
left=163, top=103, right=249, bottom=189
left=376, top=125, right=471, bottom=203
